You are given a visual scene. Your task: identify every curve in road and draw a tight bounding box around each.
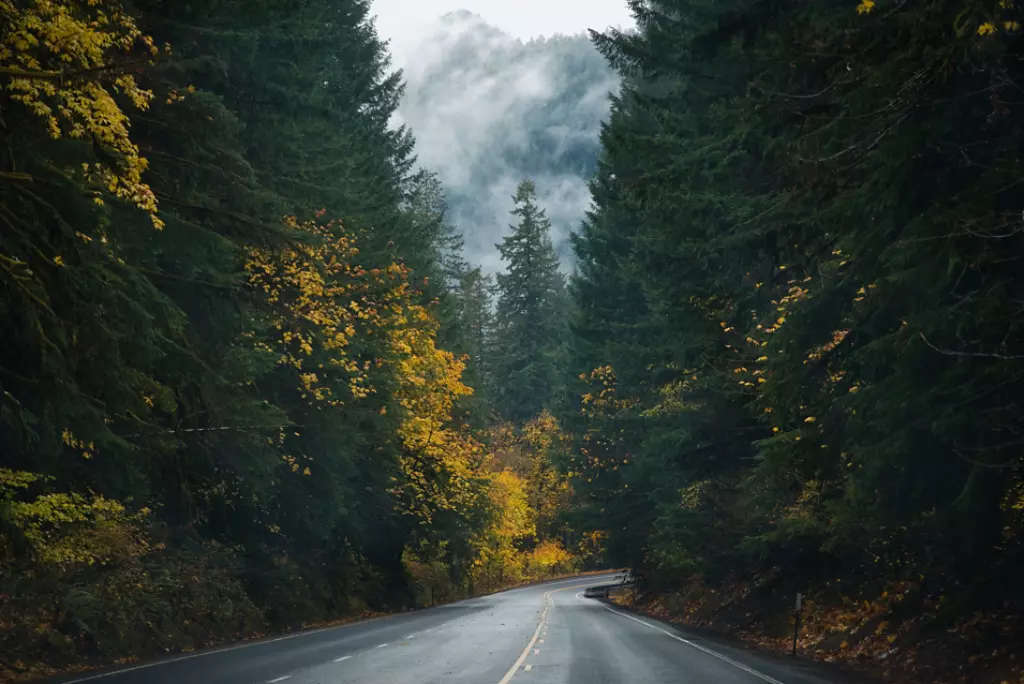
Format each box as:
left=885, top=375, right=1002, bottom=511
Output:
left=47, top=573, right=862, bottom=684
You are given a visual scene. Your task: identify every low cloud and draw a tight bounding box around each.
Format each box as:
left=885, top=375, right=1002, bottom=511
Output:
left=395, top=11, right=619, bottom=273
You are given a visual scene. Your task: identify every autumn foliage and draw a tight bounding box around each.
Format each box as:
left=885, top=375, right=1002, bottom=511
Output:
left=0, top=0, right=584, bottom=679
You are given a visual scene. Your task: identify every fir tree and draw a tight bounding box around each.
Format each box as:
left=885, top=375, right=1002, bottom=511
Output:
left=493, top=180, right=567, bottom=421
left=571, top=0, right=1024, bottom=602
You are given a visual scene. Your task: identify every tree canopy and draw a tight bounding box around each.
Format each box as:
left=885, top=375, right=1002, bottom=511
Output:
left=0, top=1, right=581, bottom=676
left=568, top=0, right=1024, bottom=642
left=5, top=0, right=1021, bottom=680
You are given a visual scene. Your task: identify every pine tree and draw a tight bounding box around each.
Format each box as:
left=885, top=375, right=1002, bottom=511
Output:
left=1, top=0, right=501, bottom=659
left=570, top=0, right=1024, bottom=599
left=493, top=180, right=567, bottom=422
left=452, top=267, right=496, bottom=415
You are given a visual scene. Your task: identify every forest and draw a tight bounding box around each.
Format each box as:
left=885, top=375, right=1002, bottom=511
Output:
left=569, top=0, right=1023, bottom=681
left=0, top=0, right=581, bottom=678
left=2, top=0, right=1023, bottom=682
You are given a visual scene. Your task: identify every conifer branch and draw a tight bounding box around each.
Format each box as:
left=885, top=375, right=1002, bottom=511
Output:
left=919, top=332, right=1024, bottom=360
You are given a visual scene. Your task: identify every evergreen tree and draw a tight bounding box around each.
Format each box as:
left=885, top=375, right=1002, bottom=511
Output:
left=493, top=180, right=567, bottom=421
left=0, top=0, right=513, bottom=668
left=453, top=267, right=496, bottom=416
left=569, top=0, right=1024, bottom=607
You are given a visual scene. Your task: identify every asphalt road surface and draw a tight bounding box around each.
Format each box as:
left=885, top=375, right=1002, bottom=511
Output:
left=51, top=574, right=861, bottom=684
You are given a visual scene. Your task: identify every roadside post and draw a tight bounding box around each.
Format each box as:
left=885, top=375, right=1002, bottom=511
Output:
left=792, top=592, right=802, bottom=657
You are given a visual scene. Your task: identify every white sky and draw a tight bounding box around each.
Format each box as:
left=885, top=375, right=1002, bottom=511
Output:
left=371, top=0, right=634, bottom=66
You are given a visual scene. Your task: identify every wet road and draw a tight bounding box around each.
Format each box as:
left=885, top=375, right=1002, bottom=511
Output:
left=53, top=574, right=856, bottom=684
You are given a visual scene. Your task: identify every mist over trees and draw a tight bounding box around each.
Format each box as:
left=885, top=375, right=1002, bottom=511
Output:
left=396, top=11, right=618, bottom=270
left=3, top=0, right=1022, bottom=682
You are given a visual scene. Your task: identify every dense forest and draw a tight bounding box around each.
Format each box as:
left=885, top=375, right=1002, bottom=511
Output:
left=568, top=0, right=1024, bottom=680
left=0, top=1, right=581, bottom=678
left=2, top=0, right=1023, bottom=682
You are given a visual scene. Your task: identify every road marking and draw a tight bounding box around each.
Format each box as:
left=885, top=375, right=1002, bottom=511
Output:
left=59, top=576, right=617, bottom=684
left=496, top=579, right=611, bottom=683
left=496, top=592, right=553, bottom=683
left=55, top=611, right=404, bottom=683
left=406, top=634, right=417, bottom=639
left=524, top=664, right=533, bottom=672
left=266, top=677, right=292, bottom=683
left=334, top=655, right=351, bottom=662
left=539, top=639, right=544, bottom=643
left=601, top=604, right=786, bottom=684
left=377, top=643, right=389, bottom=648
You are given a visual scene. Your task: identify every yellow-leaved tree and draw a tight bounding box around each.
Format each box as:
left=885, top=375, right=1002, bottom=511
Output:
left=388, top=297, right=486, bottom=527
left=247, top=214, right=488, bottom=524
left=520, top=411, right=573, bottom=537
left=1, top=0, right=163, bottom=225
left=245, top=215, right=407, bottom=408
left=471, top=469, right=535, bottom=590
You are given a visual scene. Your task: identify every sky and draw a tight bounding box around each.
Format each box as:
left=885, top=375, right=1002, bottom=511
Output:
left=372, top=0, right=633, bottom=73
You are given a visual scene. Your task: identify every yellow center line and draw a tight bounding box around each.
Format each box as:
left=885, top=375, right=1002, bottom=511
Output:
left=496, top=581, right=595, bottom=683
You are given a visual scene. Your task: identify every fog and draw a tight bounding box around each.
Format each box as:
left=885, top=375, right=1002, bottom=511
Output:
left=373, top=0, right=632, bottom=66
left=385, top=10, right=624, bottom=272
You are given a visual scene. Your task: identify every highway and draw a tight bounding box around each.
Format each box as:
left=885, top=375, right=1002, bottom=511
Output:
left=50, top=574, right=860, bottom=684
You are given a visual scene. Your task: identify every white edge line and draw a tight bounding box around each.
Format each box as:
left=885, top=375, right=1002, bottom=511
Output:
left=601, top=604, right=786, bottom=684
left=266, top=677, right=292, bottom=683
left=333, top=655, right=352, bottom=662
left=59, top=576, right=619, bottom=684
left=57, top=614, right=392, bottom=683
left=405, top=634, right=417, bottom=639
left=377, top=643, right=389, bottom=648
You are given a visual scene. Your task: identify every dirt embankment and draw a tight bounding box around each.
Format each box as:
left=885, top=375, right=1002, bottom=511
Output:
left=609, top=575, right=1022, bottom=684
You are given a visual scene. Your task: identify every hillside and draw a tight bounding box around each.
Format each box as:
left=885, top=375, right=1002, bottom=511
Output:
left=396, top=11, right=619, bottom=271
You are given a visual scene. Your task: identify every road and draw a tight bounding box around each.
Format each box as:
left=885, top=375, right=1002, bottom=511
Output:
left=52, top=574, right=860, bottom=684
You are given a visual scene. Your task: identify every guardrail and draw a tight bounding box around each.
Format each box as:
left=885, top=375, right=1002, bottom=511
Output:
left=582, top=575, right=634, bottom=599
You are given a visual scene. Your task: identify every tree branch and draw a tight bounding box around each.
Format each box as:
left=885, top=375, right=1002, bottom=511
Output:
left=919, top=332, right=1024, bottom=360
left=952, top=448, right=1021, bottom=469
left=0, top=59, right=154, bottom=82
